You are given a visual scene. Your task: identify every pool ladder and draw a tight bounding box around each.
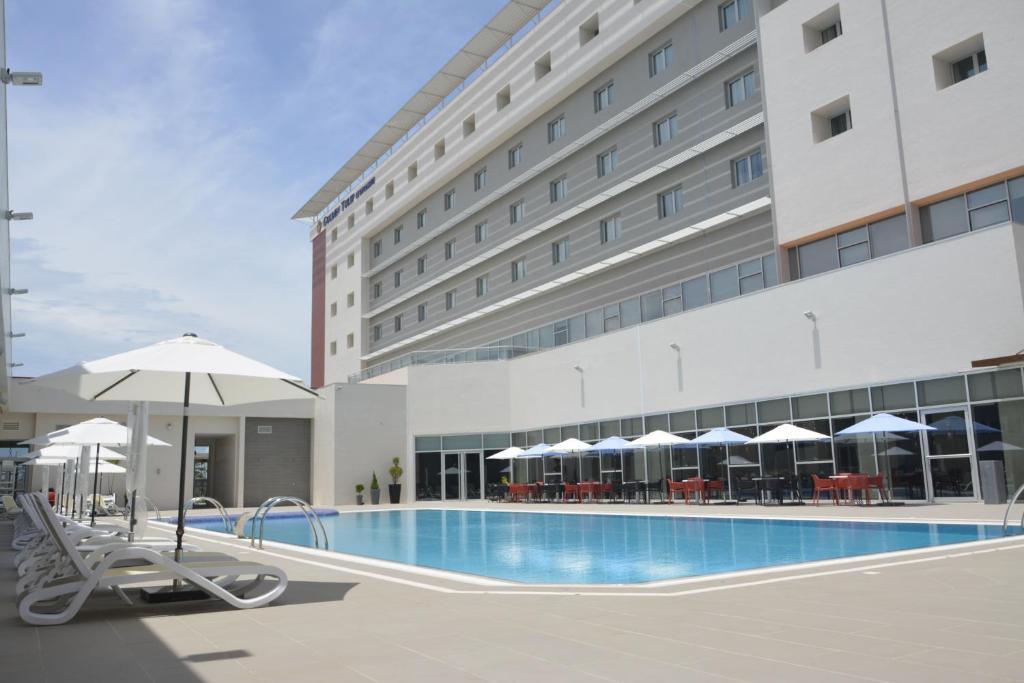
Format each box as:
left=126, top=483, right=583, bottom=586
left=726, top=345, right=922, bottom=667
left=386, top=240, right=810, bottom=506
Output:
left=1002, top=483, right=1024, bottom=534
left=183, top=496, right=233, bottom=534
left=248, top=496, right=329, bottom=550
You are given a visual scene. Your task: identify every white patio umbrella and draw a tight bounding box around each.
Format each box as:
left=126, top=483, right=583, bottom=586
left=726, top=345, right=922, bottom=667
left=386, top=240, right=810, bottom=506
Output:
left=485, top=446, right=523, bottom=460
left=691, top=427, right=752, bottom=499
left=548, top=438, right=593, bottom=485
left=27, top=333, right=319, bottom=563
left=22, top=444, right=81, bottom=512
left=629, top=431, right=690, bottom=488
left=22, top=418, right=169, bottom=526
left=125, top=401, right=151, bottom=539
left=748, top=424, right=831, bottom=503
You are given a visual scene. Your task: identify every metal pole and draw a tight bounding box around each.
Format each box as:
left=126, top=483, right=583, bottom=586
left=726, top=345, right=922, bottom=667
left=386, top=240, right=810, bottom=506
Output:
left=89, top=443, right=100, bottom=526
left=174, top=371, right=191, bottom=562
left=70, top=457, right=79, bottom=517
left=59, top=462, right=66, bottom=512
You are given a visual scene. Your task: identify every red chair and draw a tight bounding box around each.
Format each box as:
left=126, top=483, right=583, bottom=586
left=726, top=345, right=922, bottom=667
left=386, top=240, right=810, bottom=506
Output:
left=705, top=479, right=725, bottom=501
left=681, top=477, right=706, bottom=505
left=563, top=483, right=581, bottom=503
left=866, top=474, right=889, bottom=503
left=845, top=474, right=870, bottom=505
left=666, top=479, right=687, bottom=503
left=811, top=474, right=840, bottom=506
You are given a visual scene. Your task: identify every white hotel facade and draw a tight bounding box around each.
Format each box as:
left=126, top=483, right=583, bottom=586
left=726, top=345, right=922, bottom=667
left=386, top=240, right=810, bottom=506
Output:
left=297, top=0, right=1024, bottom=507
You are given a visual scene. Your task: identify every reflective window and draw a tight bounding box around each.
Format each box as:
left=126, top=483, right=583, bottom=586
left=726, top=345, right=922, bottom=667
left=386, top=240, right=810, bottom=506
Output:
left=725, top=70, right=758, bottom=107
left=681, top=277, right=707, bottom=310
left=710, top=265, right=739, bottom=302
left=796, top=235, right=840, bottom=277
left=641, top=291, right=664, bottom=321
left=968, top=369, right=1024, bottom=401
left=719, top=0, right=750, bottom=31
left=837, top=227, right=870, bottom=267
left=966, top=183, right=1009, bottom=230
left=918, top=376, right=967, bottom=406
left=829, top=388, right=870, bottom=415
left=597, top=148, right=618, bottom=178
left=921, top=195, right=968, bottom=242
left=649, top=42, right=673, bottom=77
left=757, top=398, right=790, bottom=423
left=1009, top=175, right=1024, bottom=221
left=658, top=186, right=684, bottom=218
left=868, top=214, right=909, bottom=257
left=653, top=113, right=678, bottom=147
left=732, top=150, right=763, bottom=186
left=871, top=382, right=917, bottom=411
left=620, top=298, right=641, bottom=327
left=663, top=284, right=684, bottom=315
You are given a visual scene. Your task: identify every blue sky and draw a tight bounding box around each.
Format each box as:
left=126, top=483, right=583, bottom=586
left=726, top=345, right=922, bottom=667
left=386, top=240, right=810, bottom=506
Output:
left=5, top=0, right=506, bottom=381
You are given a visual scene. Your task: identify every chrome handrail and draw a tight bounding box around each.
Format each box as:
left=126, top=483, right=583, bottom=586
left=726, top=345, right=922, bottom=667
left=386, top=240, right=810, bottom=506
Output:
left=123, top=494, right=163, bottom=522
left=1002, top=483, right=1024, bottom=534
left=249, top=496, right=329, bottom=550
left=183, top=496, right=232, bottom=535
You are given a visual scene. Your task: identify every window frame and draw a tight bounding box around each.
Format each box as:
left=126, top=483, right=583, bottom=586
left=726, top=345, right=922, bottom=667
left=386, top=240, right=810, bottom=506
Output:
left=551, top=238, right=569, bottom=266
left=657, top=186, right=684, bottom=219
left=549, top=175, right=568, bottom=203
left=596, top=147, right=618, bottom=178
left=732, top=148, right=764, bottom=187
left=547, top=115, right=566, bottom=143
left=443, top=188, right=456, bottom=211
left=508, top=143, right=523, bottom=169
left=473, top=167, right=487, bottom=192
left=594, top=81, right=614, bottom=113
left=511, top=257, right=527, bottom=282
left=600, top=214, right=622, bottom=244
left=648, top=42, right=673, bottom=78
left=653, top=112, right=678, bottom=147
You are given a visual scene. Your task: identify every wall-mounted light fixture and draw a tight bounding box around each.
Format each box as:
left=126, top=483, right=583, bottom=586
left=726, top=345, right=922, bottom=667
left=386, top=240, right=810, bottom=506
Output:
left=5, top=210, right=32, bottom=221
left=1, top=69, right=43, bottom=86
left=803, top=310, right=816, bottom=321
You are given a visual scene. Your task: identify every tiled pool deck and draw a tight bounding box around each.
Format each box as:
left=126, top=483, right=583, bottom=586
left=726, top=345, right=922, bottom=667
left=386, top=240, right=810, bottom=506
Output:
left=4, top=501, right=1024, bottom=682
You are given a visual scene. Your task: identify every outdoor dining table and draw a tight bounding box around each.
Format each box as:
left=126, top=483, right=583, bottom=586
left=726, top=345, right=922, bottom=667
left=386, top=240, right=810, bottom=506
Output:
left=578, top=481, right=611, bottom=502
left=751, top=476, right=784, bottom=505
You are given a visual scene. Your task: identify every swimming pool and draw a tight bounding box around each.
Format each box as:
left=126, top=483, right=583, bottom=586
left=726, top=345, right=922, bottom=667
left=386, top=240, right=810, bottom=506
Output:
left=181, top=508, right=1014, bottom=585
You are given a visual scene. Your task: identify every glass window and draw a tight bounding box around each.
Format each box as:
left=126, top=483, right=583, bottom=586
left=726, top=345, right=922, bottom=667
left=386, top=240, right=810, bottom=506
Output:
left=917, top=376, right=967, bottom=406
left=568, top=314, right=586, bottom=342
left=663, top=284, right=684, bottom=315
left=476, top=275, right=488, bottom=297
left=372, top=240, right=382, bottom=258
left=511, top=258, right=526, bottom=282
left=543, top=427, right=560, bottom=444
left=443, top=189, right=455, bottom=211
left=539, top=325, right=554, bottom=349
left=509, top=200, right=524, bottom=225
left=951, top=50, right=987, bottom=84
left=508, top=144, right=523, bottom=169
left=620, top=417, right=643, bottom=437
left=585, top=308, right=603, bottom=337
left=762, top=254, right=778, bottom=286
left=797, top=235, right=839, bottom=277
left=670, top=411, right=695, bottom=432
left=394, top=270, right=402, bottom=288
left=444, top=239, right=455, bottom=260
left=641, top=291, right=664, bottom=321
left=658, top=187, right=683, bottom=218
left=646, top=414, right=670, bottom=432
left=603, top=304, right=620, bottom=331
left=445, top=290, right=456, bottom=310
left=972, top=400, right=1024, bottom=501
left=829, top=388, right=870, bottom=415
left=550, top=176, right=568, bottom=203
left=829, top=111, right=852, bottom=137
left=417, top=303, right=426, bottom=322
left=732, top=150, right=763, bottom=186
left=552, top=320, right=569, bottom=346
left=551, top=238, right=569, bottom=265
left=871, top=382, right=917, bottom=411
left=649, top=42, right=673, bottom=77
left=681, top=277, right=707, bottom=310
left=474, top=167, right=487, bottom=191
left=726, top=403, right=756, bottom=426
left=968, top=369, right=1024, bottom=401
left=868, top=214, right=909, bottom=257
left=738, top=257, right=764, bottom=294
left=620, top=297, right=641, bottom=327
left=475, top=222, right=487, bottom=243
left=725, top=70, right=758, bottom=107
left=599, top=215, right=621, bottom=243
left=757, top=398, right=790, bottom=423
left=526, top=430, right=543, bottom=445
left=594, top=82, right=614, bottom=112
left=697, top=406, right=725, bottom=429
left=393, top=226, right=402, bottom=244
left=560, top=425, right=580, bottom=440
left=483, top=433, right=510, bottom=449
left=416, top=209, right=427, bottom=229
left=1008, top=176, right=1024, bottom=221
left=969, top=202, right=1010, bottom=231
left=792, top=393, right=828, bottom=419
left=599, top=420, right=620, bottom=438
left=579, top=422, right=598, bottom=441
left=415, top=436, right=442, bottom=451
left=920, top=195, right=967, bottom=243
left=511, top=432, right=528, bottom=447
left=710, top=265, right=739, bottom=302
left=837, top=226, right=870, bottom=267
left=653, top=113, right=678, bottom=147
left=719, top=0, right=751, bottom=31
left=597, top=148, right=618, bottom=178
left=547, top=115, right=566, bottom=143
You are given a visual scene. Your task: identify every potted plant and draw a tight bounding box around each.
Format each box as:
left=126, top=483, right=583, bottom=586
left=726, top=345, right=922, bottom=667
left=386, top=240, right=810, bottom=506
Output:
left=355, top=483, right=365, bottom=505
left=370, top=471, right=381, bottom=504
left=388, top=457, right=404, bottom=504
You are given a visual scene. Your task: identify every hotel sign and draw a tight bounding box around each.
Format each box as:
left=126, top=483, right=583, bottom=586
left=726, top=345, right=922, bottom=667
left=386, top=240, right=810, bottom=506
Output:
left=323, top=176, right=376, bottom=226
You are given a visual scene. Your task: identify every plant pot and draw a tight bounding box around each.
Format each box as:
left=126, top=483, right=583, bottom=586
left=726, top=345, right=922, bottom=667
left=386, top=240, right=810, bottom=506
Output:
left=388, top=484, right=402, bottom=504
left=370, top=488, right=381, bottom=505
left=355, top=494, right=364, bottom=505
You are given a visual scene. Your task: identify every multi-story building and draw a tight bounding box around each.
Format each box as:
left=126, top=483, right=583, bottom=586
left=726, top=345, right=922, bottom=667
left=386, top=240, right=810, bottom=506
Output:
left=297, top=0, right=1024, bottom=507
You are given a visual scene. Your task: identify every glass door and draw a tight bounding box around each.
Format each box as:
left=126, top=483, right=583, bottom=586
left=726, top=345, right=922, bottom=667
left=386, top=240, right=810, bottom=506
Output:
left=443, top=453, right=461, bottom=501
left=462, top=452, right=483, bottom=500
left=922, top=407, right=979, bottom=500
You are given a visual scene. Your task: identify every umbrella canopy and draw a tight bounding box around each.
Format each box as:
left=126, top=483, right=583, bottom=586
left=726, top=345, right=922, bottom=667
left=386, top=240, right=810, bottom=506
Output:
left=719, top=454, right=757, bottom=466
left=517, top=443, right=551, bottom=458
left=879, top=445, right=915, bottom=457
left=835, top=413, right=935, bottom=436
left=748, top=423, right=831, bottom=445
left=21, top=417, right=170, bottom=447
left=590, top=436, right=638, bottom=452
left=89, top=460, right=126, bottom=474
left=30, top=334, right=318, bottom=405
left=26, top=444, right=126, bottom=462
left=27, top=457, right=70, bottom=466
left=690, top=427, right=751, bottom=445
left=485, top=446, right=524, bottom=460
left=547, top=438, right=592, bottom=455
left=29, top=333, right=319, bottom=559
left=630, top=430, right=690, bottom=447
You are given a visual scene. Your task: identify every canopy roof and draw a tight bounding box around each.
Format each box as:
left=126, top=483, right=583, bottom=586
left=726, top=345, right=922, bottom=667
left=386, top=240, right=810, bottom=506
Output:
left=590, top=436, right=638, bottom=452
left=630, top=430, right=690, bottom=447
left=748, top=423, right=831, bottom=445
left=485, top=446, right=524, bottom=460
left=835, top=412, right=934, bottom=436
left=26, top=443, right=128, bottom=461
left=27, top=335, right=318, bottom=406
left=547, top=438, right=592, bottom=455
left=293, top=0, right=550, bottom=220
left=690, top=427, right=751, bottom=445
left=22, top=418, right=170, bottom=448
left=517, top=443, right=551, bottom=458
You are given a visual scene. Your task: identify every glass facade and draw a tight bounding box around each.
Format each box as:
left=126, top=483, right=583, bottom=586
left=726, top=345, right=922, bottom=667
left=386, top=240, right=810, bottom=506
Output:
left=414, top=368, right=1024, bottom=503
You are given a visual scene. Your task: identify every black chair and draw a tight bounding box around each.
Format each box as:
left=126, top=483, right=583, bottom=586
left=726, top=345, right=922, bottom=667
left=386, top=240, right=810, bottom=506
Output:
left=622, top=481, right=641, bottom=503
left=733, top=478, right=757, bottom=503
left=645, top=479, right=665, bottom=503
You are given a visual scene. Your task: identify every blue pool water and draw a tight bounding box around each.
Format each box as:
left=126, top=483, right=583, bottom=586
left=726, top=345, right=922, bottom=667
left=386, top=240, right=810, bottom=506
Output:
left=181, top=509, right=1013, bottom=585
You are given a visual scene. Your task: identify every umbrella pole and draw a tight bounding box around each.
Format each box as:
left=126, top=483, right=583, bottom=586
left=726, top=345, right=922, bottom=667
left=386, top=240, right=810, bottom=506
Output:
left=71, top=459, right=79, bottom=518
left=59, top=463, right=65, bottom=513
left=128, top=489, right=137, bottom=541
left=174, top=372, right=192, bottom=564
left=90, top=443, right=101, bottom=527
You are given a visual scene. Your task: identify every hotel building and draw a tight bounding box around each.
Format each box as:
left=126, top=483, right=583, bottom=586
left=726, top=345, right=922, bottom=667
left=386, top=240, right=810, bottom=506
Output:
left=294, top=0, right=1024, bottom=507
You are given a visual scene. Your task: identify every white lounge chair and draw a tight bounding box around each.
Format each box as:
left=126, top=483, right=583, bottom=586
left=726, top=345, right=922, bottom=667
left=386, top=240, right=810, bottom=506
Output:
left=17, top=493, right=288, bottom=626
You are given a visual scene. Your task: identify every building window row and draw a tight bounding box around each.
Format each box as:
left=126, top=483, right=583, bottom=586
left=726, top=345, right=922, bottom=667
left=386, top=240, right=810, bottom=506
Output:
left=789, top=213, right=909, bottom=280
left=920, top=175, right=1023, bottom=244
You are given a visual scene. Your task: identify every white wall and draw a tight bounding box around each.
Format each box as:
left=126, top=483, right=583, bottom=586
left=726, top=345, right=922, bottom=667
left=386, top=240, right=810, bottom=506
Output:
left=885, top=0, right=1024, bottom=201
left=760, top=0, right=905, bottom=245
left=402, top=223, right=1024, bottom=433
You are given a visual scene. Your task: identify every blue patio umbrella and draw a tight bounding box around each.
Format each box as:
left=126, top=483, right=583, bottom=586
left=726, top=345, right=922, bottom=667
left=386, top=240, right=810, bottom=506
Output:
left=690, top=428, right=752, bottom=499
left=836, top=413, right=934, bottom=501
left=590, top=436, right=638, bottom=452
left=516, top=443, right=550, bottom=484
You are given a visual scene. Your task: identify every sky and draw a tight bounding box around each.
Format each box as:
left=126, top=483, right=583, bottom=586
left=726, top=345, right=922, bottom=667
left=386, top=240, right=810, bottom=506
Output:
left=4, top=0, right=507, bottom=382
